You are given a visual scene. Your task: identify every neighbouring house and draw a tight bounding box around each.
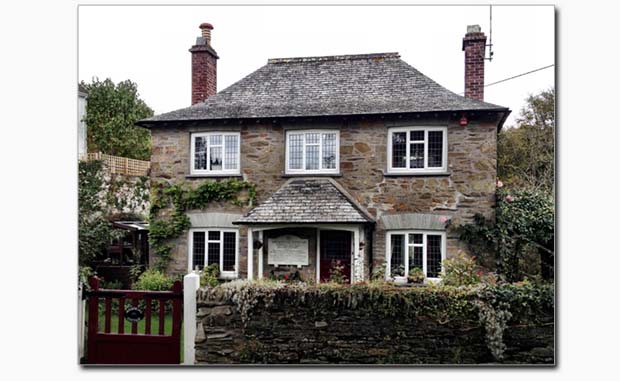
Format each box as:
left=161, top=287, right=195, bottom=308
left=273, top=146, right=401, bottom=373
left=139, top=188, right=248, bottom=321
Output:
left=78, top=83, right=88, bottom=157
left=137, top=23, right=510, bottom=283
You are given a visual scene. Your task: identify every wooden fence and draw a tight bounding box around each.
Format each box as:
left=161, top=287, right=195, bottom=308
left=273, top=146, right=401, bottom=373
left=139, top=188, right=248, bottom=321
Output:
left=80, top=152, right=150, bottom=177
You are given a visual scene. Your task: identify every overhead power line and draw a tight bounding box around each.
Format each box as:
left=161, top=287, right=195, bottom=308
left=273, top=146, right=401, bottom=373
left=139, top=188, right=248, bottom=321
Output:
left=485, top=64, right=555, bottom=88
left=457, top=64, right=555, bottom=95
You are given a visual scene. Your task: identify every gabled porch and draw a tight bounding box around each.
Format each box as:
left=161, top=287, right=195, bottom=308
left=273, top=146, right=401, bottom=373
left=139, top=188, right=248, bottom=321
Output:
left=233, top=178, right=374, bottom=283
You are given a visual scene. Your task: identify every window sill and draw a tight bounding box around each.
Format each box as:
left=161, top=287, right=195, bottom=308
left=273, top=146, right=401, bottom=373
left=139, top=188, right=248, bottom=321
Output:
left=383, top=170, right=451, bottom=177
left=281, top=172, right=343, bottom=178
left=186, top=173, right=243, bottom=179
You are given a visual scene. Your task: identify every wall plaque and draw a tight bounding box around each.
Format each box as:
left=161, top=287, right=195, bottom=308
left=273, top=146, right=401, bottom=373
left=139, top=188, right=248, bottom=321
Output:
left=268, top=235, right=309, bottom=267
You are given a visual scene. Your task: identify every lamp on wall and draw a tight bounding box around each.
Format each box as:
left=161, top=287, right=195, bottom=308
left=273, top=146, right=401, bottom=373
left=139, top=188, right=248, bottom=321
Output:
left=459, top=114, right=469, bottom=126
left=253, top=240, right=263, bottom=250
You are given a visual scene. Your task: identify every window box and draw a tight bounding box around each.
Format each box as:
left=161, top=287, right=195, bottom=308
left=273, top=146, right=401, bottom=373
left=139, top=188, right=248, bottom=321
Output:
left=188, top=229, right=239, bottom=279
left=285, top=130, right=340, bottom=174
left=190, top=132, right=240, bottom=176
left=386, top=231, right=446, bottom=281
left=387, top=127, right=448, bottom=174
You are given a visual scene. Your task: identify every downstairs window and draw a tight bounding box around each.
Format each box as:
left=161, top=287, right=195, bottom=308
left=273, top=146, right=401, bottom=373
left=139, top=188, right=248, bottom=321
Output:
left=189, top=229, right=238, bottom=278
left=387, top=231, right=445, bottom=279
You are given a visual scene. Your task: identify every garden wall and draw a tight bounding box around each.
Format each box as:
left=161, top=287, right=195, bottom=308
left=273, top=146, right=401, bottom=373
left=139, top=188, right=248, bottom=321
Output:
left=194, top=282, right=554, bottom=365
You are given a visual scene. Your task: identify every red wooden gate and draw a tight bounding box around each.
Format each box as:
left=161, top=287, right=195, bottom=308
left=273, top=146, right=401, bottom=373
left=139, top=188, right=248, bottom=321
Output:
left=85, top=277, right=183, bottom=364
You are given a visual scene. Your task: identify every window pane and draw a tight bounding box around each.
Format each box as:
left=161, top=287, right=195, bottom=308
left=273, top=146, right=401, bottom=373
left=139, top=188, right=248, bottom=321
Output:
left=289, top=134, right=303, bottom=169
left=409, top=233, right=423, bottom=244
left=391, top=132, right=407, bottom=168
left=410, top=143, right=424, bottom=168
left=306, top=144, right=319, bottom=170
left=224, top=135, right=238, bottom=170
left=410, top=130, right=424, bottom=141
left=322, top=133, right=337, bottom=169
left=194, top=137, right=207, bottom=170
left=209, top=134, right=222, bottom=146
left=426, top=235, right=442, bottom=278
left=192, top=232, right=205, bottom=270
left=306, top=132, right=320, bottom=144
left=210, top=146, right=222, bottom=170
left=208, top=231, right=220, bottom=241
left=408, top=245, right=423, bottom=272
left=428, top=131, right=443, bottom=168
left=223, top=232, right=236, bottom=272
left=207, top=242, right=220, bottom=266
left=390, top=234, right=405, bottom=276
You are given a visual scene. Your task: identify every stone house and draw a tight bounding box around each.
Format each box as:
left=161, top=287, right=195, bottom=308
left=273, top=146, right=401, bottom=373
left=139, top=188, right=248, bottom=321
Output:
left=137, top=23, right=510, bottom=283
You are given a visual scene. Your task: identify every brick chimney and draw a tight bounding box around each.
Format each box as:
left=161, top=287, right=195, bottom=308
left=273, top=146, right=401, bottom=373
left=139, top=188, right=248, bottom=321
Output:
left=462, top=25, right=487, bottom=101
left=190, top=23, right=219, bottom=105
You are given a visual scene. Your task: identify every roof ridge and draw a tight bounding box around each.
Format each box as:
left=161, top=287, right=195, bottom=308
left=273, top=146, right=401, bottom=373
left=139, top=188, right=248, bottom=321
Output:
left=268, top=52, right=400, bottom=65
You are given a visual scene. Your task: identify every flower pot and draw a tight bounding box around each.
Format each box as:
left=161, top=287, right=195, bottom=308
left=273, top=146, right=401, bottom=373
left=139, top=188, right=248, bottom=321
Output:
left=393, top=276, right=408, bottom=285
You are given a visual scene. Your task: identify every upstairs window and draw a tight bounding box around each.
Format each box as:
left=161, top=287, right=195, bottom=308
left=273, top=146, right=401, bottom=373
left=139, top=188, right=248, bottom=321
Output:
left=190, top=132, right=240, bottom=175
left=285, top=130, right=339, bottom=174
left=387, top=127, right=447, bottom=173
left=387, top=231, right=446, bottom=280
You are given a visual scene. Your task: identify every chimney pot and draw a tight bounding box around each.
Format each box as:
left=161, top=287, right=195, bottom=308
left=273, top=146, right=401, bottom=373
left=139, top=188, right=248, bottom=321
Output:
left=466, top=24, right=481, bottom=34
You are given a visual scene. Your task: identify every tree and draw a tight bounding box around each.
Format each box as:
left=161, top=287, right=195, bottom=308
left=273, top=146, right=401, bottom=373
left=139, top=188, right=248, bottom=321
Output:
left=81, top=78, right=153, bottom=160
left=457, top=187, right=554, bottom=282
left=498, top=88, right=555, bottom=191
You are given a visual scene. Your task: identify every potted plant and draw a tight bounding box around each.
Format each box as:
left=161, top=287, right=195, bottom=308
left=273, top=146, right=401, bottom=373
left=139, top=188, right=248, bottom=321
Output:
left=391, top=264, right=407, bottom=285
left=407, top=267, right=425, bottom=284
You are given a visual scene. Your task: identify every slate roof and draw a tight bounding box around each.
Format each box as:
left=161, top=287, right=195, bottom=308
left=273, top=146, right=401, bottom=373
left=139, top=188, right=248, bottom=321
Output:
left=138, top=52, right=508, bottom=125
left=234, top=178, right=374, bottom=224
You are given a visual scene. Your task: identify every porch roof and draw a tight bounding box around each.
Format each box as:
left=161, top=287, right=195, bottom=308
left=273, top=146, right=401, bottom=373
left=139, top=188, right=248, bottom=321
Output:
left=234, top=178, right=374, bottom=225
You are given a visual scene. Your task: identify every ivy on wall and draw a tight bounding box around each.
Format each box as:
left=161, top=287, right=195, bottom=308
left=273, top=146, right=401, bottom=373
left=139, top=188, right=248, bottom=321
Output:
left=79, top=160, right=150, bottom=267
left=202, top=280, right=554, bottom=362
left=148, top=179, right=257, bottom=272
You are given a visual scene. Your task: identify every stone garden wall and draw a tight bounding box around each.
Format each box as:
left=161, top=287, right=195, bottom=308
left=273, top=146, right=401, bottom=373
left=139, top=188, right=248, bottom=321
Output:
left=194, top=282, right=554, bottom=365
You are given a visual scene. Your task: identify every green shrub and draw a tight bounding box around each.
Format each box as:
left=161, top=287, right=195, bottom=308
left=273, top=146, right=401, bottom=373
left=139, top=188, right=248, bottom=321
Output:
left=101, top=279, right=123, bottom=289
left=200, top=264, right=221, bottom=288
left=328, top=260, right=348, bottom=284
left=132, top=269, right=174, bottom=291
left=441, top=252, right=481, bottom=286
left=371, top=263, right=387, bottom=281
left=407, top=267, right=425, bottom=284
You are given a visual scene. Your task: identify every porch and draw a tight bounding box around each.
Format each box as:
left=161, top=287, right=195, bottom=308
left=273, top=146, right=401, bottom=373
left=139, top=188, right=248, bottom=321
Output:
left=233, top=177, right=375, bottom=283
left=246, top=224, right=367, bottom=283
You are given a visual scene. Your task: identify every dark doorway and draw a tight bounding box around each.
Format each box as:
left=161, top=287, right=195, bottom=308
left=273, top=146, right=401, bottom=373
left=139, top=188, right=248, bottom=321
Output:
left=320, top=230, right=352, bottom=283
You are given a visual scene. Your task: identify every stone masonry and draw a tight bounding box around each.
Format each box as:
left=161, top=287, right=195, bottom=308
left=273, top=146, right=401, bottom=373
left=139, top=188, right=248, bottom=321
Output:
left=149, top=112, right=498, bottom=279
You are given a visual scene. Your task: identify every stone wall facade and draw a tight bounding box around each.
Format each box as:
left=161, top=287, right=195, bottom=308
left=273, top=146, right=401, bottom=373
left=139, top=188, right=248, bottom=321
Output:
left=194, top=286, right=554, bottom=365
left=149, top=113, right=498, bottom=279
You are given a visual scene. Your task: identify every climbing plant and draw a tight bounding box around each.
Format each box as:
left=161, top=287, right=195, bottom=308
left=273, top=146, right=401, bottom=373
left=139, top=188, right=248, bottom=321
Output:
left=148, top=179, right=257, bottom=272
left=204, top=279, right=553, bottom=362
left=456, top=186, right=554, bottom=282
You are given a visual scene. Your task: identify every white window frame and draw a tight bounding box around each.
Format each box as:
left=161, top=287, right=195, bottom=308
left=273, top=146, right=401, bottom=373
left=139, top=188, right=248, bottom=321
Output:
left=188, top=228, right=239, bottom=279
left=385, top=230, right=447, bottom=281
left=190, top=132, right=241, bottom=175
left=387, top=126, right=448, bottom=174
left=285, top=130, right=340, bottom=174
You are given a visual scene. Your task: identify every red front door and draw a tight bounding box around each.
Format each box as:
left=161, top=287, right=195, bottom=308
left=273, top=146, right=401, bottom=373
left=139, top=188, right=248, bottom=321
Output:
left=320, top=230, right=352, bottom=283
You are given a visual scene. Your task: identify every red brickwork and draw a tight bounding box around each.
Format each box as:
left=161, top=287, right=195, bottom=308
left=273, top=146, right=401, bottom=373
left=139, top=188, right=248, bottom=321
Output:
left=462, top=30, right=487, bottom=101
left=190, top=24, right=218, bottom=105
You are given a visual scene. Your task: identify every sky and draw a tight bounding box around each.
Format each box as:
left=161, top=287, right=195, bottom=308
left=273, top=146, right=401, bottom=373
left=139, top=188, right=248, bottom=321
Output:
left=78, top=4, right=554, bottom=127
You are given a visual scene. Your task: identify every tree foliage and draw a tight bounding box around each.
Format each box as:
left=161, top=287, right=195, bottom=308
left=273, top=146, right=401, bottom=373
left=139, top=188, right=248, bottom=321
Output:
left=457, top=187, right=554, bottom=282
left=81, top=78, right=153, bottom=160
left=498, top=88, right=555, bottom=191
left=78, top=160, right=115, bottom=266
